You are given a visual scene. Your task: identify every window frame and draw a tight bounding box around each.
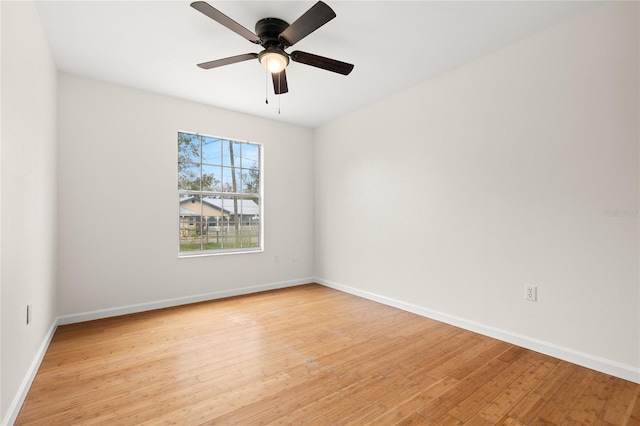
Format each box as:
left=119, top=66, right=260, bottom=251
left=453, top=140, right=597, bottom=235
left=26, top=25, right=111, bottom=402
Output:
left=177, top=131, right=264, bottom=257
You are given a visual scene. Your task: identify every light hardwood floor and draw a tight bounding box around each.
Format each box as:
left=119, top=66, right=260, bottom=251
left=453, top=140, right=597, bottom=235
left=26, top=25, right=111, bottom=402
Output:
left=16, top=284, right=640, bottom=425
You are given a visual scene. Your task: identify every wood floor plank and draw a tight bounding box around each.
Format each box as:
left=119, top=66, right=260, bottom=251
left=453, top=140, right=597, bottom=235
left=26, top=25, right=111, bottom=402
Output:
left=535, top=365, right=596, bottom=424
left=403, top=331, right=489, bottom=380
left=477, top=359, right=556, bottom=423
left=355, top=376, right=459, bottom=426
left=625, top=386, right=640, bottom=426
left=505, top=360, right=582, bottom=425
left=599, top=376, right=638, bottom=425
left=340, top=383, right=422, bottom=425
left=446, top=357, right=534, bottom=423
left=496, top=416, right=527, bottom=426
left=15, top=284, right=640, bottom=425
left=395, top=412, right=432, bottom=426
left=212, top=370, right=352, bottom=425
left=417, top=358, right=511, bottom=421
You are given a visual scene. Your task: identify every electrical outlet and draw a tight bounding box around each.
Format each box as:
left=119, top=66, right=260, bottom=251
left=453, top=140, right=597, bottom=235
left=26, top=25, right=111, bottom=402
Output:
left=274, top=255, right=279, bottom=263
left=525, top=285, right=537, bottom=302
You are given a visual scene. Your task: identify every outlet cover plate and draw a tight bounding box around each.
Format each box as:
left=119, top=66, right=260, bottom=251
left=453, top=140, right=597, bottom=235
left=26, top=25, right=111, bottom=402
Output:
left=525, top=285, right=537, bottom=301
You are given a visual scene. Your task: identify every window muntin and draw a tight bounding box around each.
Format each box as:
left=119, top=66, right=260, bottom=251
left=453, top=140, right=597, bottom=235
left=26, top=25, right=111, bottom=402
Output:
left=178, top=132, right=262, bottom=255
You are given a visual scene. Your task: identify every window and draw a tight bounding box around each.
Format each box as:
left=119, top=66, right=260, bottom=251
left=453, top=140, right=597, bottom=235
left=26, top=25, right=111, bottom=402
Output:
left=178, top=132, right=262, bottom=255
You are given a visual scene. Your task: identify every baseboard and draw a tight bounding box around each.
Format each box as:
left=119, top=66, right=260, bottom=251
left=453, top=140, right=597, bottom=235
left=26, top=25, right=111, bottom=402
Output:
left=316, top=277, right=640, bottom=384
left=57, top=278, right=313, bottom=325
left=2, top=319, right=58, bottom=426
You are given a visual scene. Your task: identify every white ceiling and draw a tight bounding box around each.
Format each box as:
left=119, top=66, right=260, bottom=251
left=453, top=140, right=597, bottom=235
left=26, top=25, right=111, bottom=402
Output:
left=36, top=1, right=603, bottom=128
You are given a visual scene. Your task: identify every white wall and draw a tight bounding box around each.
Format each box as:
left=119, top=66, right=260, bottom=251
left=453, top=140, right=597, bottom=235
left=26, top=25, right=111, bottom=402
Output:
left=1, top=1, right=58, bottom=422
left=57, top=74, right=315, bottom=318
left=315, top=2, right=639, bottom=379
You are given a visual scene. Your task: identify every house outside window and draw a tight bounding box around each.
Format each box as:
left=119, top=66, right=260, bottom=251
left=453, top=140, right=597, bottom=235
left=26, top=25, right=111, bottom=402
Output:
left=178, top=131, right=262, bottom=255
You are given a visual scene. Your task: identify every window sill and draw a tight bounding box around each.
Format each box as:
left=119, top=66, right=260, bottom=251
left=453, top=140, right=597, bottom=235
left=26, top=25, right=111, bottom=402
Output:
left=178, top=247, right=264, bottom=258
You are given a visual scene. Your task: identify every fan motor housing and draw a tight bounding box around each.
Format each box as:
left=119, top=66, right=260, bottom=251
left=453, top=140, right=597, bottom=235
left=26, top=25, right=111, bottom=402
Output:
left=255, top=18, right=289, bottom=48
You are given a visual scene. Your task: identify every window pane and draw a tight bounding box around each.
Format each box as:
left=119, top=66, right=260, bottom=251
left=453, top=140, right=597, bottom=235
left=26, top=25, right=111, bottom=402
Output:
left=221, top=166, right=235, bottom=192
left=242, top=143, right=259, bottom=169
left=217, top=196, right=260, bottom=249
left=221, top=140, right=243, bottom=167
left=241, top=167, right=259, bottom=194
left=179, top=195, right=203, bottom=251
left=178, top=133, right=200, bottom=164
left=201, top=165, right=221, bottom=192
left=221, top=140, right=232, bottom=166
left=232, top=141, right=242, bottom=168
left=178, top=163, right=200, bottom=191
left=202, top=137, right=222, bottom=166
left=240, top=196, right=260, bottom=249
left=234, top=169, right=244, bottom=193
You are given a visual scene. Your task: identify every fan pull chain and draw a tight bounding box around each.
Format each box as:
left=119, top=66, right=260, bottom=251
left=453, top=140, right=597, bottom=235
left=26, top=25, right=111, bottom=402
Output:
left=278, top=73, right=281, bottom=114
left=265, top=67, right=269, bottom=104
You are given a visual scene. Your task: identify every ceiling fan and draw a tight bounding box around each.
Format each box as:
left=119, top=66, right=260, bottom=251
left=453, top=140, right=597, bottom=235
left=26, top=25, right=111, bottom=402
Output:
left=190, top=1, right=354, bottom=95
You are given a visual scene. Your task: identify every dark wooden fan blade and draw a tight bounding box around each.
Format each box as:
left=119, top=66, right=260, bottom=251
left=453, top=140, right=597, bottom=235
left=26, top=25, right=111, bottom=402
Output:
left=191, top=1, right=261, bottom=44
left=272, top=69, right=289, bottom=94
left=279, top=1, right=336, bottom=47
left=197, top=53, right=259, bottom=69
left=290, top=51, right=354, bottom=75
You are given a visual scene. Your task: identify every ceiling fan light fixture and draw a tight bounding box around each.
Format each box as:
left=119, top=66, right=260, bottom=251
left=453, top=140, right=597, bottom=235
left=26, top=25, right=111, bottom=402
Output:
left=192, top=1, right=354, bottom=98
left=259, top=50, right=289, bottom=74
